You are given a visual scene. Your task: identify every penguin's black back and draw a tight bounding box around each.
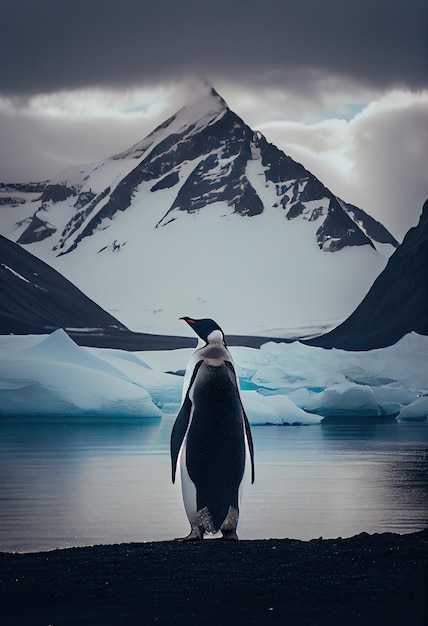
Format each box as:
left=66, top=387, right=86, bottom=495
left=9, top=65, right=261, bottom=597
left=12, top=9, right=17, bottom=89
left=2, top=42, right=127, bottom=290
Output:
left=186, top=361, right=246, bottom=531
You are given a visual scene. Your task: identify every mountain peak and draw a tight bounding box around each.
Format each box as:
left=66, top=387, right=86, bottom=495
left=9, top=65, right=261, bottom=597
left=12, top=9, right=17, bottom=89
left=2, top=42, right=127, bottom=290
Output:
left=178, top=79, right=228, bottom=112
left=172, top=83, right=229, bottom=129
left=3, top=87, right=400, bottom=336
left=111, top=84, right=228, bottom=162
left=207, top=85, right=228, bottom=108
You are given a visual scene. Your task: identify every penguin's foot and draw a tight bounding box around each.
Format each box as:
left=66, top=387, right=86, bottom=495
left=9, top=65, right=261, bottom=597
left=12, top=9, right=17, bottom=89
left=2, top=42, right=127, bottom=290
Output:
left=221, top=529, right=239, bottom=541
left=220, top=506, right=239, bottom=540
left=175, top=530, right=203, bottom=542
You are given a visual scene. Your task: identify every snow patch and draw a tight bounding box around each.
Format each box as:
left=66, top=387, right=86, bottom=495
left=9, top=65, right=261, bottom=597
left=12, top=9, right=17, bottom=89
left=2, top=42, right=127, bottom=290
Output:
left=1, top=263, right=30, bottom=283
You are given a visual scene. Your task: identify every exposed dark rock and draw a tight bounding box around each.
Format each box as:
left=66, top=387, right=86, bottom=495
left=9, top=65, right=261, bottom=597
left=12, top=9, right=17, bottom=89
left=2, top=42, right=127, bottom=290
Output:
left=0, top=182, right=47, bottom=193
left=40, top=184, right=76, bottom=203
left=150, top=171, right=180, bottom=191
left=0, top=196, right=26, bottom=206
left=316, top=197, right=375, bottom=251
left=287, top=201, right=306, bottom=219
left=309, top=206, right=324, bottom=221
left=259, top=134, right=309, bottom=182
left=344, top=202, right=399, bottom=246
left=57, top=187, right=111, bottom=253
left=157, top=132, right=263, bottom=224
left=17, top=212, right=57, bottom=244
left=73, top=190, right=96, bottom=210
left=299, top=175, right=329, bottom=202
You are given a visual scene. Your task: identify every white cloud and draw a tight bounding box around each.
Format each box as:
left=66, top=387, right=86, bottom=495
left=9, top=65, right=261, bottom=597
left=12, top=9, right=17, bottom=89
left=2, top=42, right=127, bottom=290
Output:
left=216, top=74, right=378, bottom=125
left=0, top=86, right=179, bottom=182
left=0, top=79, right=219, bottom=182
left=256, top=90, right=428, bottom=240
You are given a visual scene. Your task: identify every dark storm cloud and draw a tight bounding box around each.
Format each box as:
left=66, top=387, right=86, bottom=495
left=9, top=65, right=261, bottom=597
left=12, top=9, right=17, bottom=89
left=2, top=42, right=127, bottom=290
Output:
left=1, top=0, right=427, bottom=97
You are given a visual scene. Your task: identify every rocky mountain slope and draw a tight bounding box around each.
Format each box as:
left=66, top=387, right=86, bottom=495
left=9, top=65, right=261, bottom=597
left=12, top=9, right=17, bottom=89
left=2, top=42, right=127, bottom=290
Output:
left=305, top=199, right=428, bottom=350
left=0, top=233, right=126, bottom=335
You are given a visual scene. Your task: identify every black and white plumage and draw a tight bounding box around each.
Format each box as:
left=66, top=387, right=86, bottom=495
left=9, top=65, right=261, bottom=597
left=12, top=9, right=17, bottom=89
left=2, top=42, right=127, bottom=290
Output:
left=170, top=317, right=254, bottom=541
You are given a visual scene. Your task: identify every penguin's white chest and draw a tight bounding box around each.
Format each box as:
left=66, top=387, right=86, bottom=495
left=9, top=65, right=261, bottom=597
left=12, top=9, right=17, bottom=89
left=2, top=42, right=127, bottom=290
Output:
left=178, top=437, right=198, bottom=526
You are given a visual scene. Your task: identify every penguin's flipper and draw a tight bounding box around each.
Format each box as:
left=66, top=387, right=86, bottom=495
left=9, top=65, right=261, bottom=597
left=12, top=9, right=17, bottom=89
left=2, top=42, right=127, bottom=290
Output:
left=225, top=361, right=255, bottom=484
left=243, top=410, right=255, bottom=484
left=170, top=360, right=203, bottom=483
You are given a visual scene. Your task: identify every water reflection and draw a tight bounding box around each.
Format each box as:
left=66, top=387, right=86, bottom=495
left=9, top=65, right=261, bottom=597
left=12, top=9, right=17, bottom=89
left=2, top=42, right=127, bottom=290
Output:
left=0, top=419, right=426, bottom=552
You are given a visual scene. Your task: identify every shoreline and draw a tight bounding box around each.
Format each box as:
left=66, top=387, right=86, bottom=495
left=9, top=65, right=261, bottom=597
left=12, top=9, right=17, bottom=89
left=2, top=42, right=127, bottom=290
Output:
left=69, top=329, right=296, bottom=351
left=1, top=529, right=427, bottom=625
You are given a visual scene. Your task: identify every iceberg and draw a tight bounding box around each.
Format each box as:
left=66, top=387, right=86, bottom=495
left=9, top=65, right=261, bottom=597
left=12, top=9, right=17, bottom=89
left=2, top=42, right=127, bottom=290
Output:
left=398, top=396, right=428, bottom=421
left=142, top=332, right=428, bottom=424
left=0, top=330, right=162, bottom=418
left=289, top=382, right=398, bottom=418
left=242, top=391, right=321, bottom=425
left=0, top=330, right=426, bottom=423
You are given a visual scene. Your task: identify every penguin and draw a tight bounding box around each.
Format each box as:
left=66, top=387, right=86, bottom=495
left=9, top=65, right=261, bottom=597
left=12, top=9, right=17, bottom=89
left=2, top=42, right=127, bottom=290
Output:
left=170, top=317, right=255, bottom=541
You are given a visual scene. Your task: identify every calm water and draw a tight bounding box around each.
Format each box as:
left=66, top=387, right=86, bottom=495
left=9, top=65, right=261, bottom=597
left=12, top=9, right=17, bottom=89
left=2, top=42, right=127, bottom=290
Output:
left=0, top=417, right=427, bottom=553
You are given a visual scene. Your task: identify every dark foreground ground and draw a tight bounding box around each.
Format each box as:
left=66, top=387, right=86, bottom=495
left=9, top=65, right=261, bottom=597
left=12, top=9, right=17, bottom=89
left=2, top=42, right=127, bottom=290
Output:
left=1, top=529, right=427, bottom=626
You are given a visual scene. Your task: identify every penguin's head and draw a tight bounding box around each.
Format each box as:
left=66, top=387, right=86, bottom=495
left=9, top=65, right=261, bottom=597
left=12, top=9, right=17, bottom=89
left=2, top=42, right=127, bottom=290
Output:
left=180, top=317, right=226, bottom=345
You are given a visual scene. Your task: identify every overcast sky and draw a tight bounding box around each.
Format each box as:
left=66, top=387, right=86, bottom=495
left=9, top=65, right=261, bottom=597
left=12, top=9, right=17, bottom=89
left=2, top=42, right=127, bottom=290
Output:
left=1, top=0, right=427, bottom=240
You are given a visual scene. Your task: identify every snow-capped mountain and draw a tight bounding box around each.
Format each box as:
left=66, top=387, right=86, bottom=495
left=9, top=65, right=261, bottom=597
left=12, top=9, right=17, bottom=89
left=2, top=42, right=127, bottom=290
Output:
left=305, top=198, right=428, bottom=350
left=0, top=87, right=398, bottom=337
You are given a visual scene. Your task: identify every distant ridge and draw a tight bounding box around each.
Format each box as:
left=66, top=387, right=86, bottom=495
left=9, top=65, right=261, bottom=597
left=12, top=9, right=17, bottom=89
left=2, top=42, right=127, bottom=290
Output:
left=304, top=199, right=428, bottom=350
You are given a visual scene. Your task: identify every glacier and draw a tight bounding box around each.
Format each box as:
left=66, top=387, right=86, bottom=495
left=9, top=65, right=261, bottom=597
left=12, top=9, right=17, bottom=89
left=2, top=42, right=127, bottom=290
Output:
left=0, top=329, right=427, bottom=422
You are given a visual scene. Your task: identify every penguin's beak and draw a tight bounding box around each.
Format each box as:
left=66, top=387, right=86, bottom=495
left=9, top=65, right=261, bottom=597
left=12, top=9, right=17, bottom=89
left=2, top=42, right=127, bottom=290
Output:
left=180, top=316, right=196, bottom=324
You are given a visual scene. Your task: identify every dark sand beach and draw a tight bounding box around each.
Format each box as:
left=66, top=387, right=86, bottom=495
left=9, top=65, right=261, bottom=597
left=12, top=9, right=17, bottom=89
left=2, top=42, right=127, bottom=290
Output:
left=1, top=529, right=427, bottom=625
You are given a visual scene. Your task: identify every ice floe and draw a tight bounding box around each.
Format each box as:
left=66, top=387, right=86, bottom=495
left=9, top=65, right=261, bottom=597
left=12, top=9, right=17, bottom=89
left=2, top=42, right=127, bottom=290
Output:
left=0, top=329, right=427, bottom=422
